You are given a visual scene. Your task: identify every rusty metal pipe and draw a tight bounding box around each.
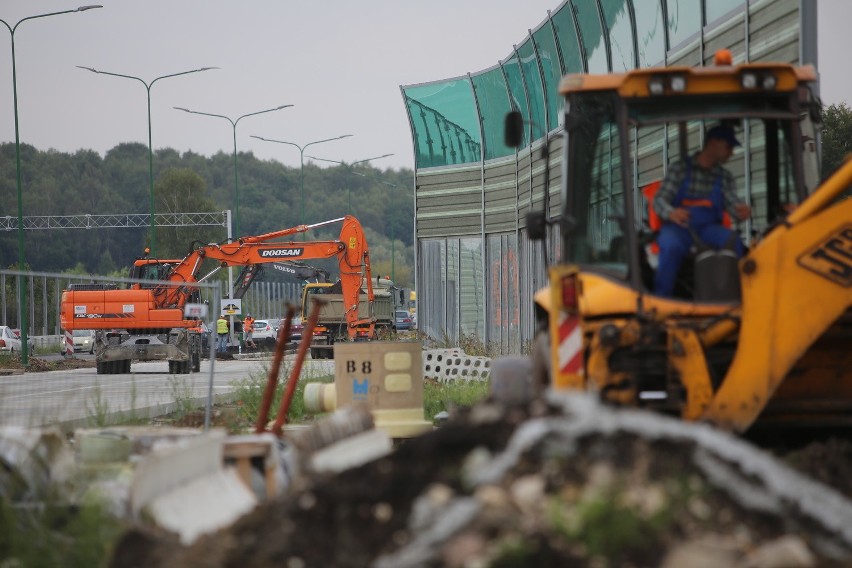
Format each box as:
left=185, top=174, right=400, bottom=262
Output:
left=254, top=304, right=296, bottom=433
left=272, top=297, right=325, bottom=436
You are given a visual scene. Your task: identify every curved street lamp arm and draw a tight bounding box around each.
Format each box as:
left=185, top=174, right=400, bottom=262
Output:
left=149, top=67, right=218, bottom=88
left=233, top=104, right=294, bottom=127
left=2, top=5, right=101, bottom=33
left=305, top=153, right=394, bottom=166
left=174, top=107, right=235, bottom=127
left=250, top=135, right=303, bottom=152
left=77, top=66, right=149, bottom=88
left=78, top=65, right=218, bottom=89
left=303, top=134, right=354, bottom=152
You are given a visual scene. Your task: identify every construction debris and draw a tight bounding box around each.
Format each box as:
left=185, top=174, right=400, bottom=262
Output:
left=107, top=393, right=852, bottom=567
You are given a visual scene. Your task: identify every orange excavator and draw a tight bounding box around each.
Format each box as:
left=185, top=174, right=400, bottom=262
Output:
left=60, top=215, right=374, bottom=374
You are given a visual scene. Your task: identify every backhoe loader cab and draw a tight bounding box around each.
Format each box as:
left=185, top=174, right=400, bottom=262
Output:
left=520, top=59, right=852, bottom=432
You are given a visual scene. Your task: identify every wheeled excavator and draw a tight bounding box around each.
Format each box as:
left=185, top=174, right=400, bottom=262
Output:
left=511, top=53, right=851, bottom=433
left=60, top=215, right=375, bottom=374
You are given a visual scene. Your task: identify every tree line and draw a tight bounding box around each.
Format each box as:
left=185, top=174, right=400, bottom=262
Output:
left=0, top=142, right=415, bottom=288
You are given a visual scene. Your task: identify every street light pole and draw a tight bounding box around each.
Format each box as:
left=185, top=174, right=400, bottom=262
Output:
left=250, top=134, right=353, bottom=230
left=382, top=180, right=400, bottom=282
left=1, top=4, right=102, bottom=366
left=174, top=104, right=293, bottom=237
left=305, top=153, right=394, bottom=214
left=78, top=65, right=217, bottom=254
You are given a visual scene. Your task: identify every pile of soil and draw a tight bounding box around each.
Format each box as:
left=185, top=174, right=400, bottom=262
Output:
left=0, top=355, right=96, bottom=373
left=109, top=396, right=852, bottom=568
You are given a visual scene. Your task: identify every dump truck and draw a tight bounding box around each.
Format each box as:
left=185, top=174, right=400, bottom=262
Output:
left=302, top=277, right=396, bottom=359
left=61, top=216, right=375, bottom=374
left=511, top=51, right=851, bottom=433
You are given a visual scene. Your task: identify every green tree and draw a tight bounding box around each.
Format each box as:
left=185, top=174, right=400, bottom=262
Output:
left=153, top=168, right=221, bottom=258
left=96, top=249, right=117, bottom=275
left=821, top=102, right=852, bottom=180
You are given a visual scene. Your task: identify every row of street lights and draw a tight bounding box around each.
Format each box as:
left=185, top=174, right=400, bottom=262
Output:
left=1, top=6, right=402, bottom=363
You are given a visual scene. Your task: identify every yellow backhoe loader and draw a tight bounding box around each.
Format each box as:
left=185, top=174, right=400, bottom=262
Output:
left=513, top=52, right=851, bottom=433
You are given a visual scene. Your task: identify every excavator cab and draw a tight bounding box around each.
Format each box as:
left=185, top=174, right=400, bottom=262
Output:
left=128, top=259, right=178, bottom=290
left=522, top=59, right=852, bottom=432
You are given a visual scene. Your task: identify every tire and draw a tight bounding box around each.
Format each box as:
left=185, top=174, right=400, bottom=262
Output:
left=192, top=354, right=201, bottom=373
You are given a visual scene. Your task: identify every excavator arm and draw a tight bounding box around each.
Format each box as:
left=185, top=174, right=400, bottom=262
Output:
left=61, top=216, right=376, bottom=339
left=701, top=160, right=852, bottom=431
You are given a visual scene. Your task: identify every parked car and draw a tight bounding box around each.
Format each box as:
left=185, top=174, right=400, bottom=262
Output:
left=394, top=310, right=412, bottom=331
left=252, top=319, right=279, bottom=347
left=287, top=316, right=304, bottom=342
left=71, top=329, right=95, bottom=354
left=12, top=329, right=35, bottom=352
left=0, top=326, right=23, bottom=353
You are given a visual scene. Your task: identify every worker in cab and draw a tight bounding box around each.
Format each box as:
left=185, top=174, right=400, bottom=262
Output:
left=243, top=314, right=256, bottom=349
left=652, top=124, right=752, bottom=297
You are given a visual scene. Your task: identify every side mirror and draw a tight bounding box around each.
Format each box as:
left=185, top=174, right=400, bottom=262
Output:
left=505, top=111, right=524, bottom=148
left=526, top=210, right=547, bottom=241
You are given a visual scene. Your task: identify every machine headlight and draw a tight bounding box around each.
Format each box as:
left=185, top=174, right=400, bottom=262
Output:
left=670, top=75, right=687, bottom=92
left=761, top=74, right=777, bottom=90
left=648, top=76, right=665, bottom=96
left=740, top=72, right=758, bottom=89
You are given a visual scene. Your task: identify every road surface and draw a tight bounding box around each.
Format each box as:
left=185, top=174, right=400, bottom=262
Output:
left=0, top=355, right=335, bottom=429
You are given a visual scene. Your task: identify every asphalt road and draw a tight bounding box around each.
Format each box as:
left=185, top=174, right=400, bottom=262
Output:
left=0, top=355, right=335, bottom=429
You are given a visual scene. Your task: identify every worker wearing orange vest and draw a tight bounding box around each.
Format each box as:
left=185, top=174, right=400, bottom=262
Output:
left=243, top=314, right=256, bottom=349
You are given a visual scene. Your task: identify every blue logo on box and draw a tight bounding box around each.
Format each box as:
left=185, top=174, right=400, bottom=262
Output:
left=353, top=379, right=369, bottom=401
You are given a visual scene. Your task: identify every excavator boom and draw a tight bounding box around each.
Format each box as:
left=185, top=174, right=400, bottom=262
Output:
left=60, top=215, right=376, bottom=340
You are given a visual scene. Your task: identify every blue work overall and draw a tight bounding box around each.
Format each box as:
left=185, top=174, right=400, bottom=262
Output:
left=654, top=159, right=744, bottom=297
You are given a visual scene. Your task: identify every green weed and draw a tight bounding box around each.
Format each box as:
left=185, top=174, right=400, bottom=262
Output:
left=231, top=363, right=334, bottom=427
left=0, top=492, right=123, bottom=567
left=167, top=376, right=196, bottom=418
left=422, top=378, right=490, bottom=422
left=85, top=383, right=110, bottom=428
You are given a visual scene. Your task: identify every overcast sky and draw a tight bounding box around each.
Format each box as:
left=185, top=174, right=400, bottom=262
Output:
left=0, top=1, right=848, bottom=174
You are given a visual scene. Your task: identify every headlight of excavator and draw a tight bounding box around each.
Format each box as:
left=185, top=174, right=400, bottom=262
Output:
left=761, top=74, right=777, bottom=90
left=648, top=76, right=665, bottom=96
left=669, top=75, right=687, bottom=92
left=741, top=72, right=758, bottom=89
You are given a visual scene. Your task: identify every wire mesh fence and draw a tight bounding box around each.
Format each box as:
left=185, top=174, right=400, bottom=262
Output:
left=0, top=268, right=233, bottom=430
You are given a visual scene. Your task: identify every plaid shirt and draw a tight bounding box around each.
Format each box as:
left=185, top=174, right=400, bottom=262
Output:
left=653, top=155, right=744, bottom=221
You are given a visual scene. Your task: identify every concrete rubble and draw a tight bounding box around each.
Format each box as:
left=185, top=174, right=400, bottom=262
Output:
left=100, top=392, right=852, bottom=568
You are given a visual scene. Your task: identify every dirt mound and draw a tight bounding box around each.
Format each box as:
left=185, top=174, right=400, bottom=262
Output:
left=109, top=396, right=852, bottom=568
left=0, top=355, right=96, bottom=373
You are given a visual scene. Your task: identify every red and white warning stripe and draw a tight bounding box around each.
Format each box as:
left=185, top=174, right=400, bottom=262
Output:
left=557, top=312, right=583, bottom=375
left=64, top=330, right=74, bottom=357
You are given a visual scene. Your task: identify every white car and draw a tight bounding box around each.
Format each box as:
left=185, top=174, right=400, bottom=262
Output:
left=72, top=329, right=96, bottom=354
left=0, top=326, right=23, bottom=353
left=251, top=320, right=279, bottom=347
